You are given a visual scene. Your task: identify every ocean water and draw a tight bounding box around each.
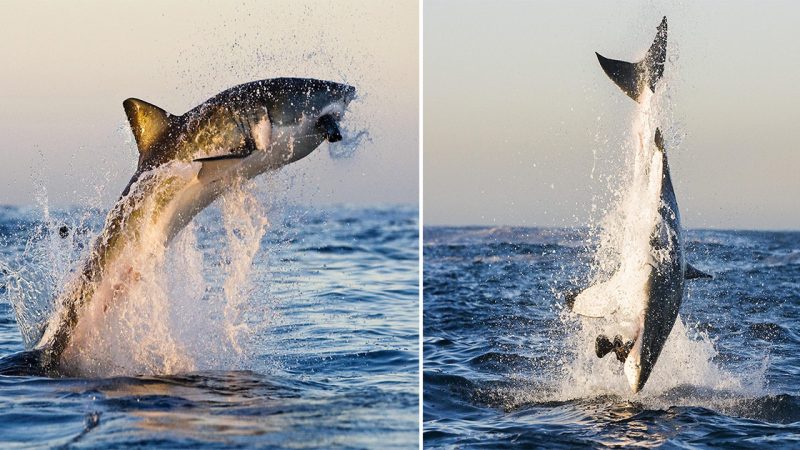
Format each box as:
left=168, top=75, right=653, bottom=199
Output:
left=423, top=226, right=800, bottom=448
left=0, top=202, right=419, bottom=448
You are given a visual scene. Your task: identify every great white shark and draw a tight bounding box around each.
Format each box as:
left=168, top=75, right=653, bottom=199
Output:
left=569, top=17, right=710, bottom=393
left=3, top=77, right=356, bottom=376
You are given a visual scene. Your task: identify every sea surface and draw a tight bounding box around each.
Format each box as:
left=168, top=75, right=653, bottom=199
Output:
left=424, top=226, right=800, bottom=448
left=0, top=203, right=419, bottom=449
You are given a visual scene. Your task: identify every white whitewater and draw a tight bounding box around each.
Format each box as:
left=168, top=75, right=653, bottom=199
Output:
left=4, top=174, right=275, bottom=377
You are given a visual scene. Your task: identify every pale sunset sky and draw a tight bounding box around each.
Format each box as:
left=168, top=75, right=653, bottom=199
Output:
left=0, top=1, right=419, bottom=207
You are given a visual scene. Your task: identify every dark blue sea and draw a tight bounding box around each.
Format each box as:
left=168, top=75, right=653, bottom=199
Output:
left=424, top=226, right=800, bottom=448
left=0, top=203, right=419, bottom=448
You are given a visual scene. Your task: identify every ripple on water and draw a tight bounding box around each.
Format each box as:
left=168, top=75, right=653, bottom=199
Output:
left=0, top=205, right=419, bottom=448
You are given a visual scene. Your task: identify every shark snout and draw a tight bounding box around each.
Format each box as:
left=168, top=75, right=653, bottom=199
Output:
left=315, top=83, right=355, bottom=143
left=318, top=115, right=343, bottom=142
left=341, top=84, right=357, bottom=104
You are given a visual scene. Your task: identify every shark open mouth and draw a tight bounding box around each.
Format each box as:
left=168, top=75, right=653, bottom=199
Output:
left=317, top=114, right=343, bottom=143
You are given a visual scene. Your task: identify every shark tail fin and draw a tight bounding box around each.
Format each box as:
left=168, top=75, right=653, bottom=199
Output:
left=596, top=16, right=667, bottom=102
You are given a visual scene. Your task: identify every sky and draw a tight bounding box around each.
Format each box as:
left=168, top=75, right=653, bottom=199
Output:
left=425, top=0, right=800, bottom=230
left=0, top=0, right=418, bottom=208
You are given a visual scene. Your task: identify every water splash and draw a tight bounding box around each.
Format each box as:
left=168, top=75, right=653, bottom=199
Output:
left=3, top=172, right=278, bottom=377
left=328, top=111, right=372, bottom=160
left=3, top=186, right=94, bottom=349
left=219, top=182, right=271, bottom=357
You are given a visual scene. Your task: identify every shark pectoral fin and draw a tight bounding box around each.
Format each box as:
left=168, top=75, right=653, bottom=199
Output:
left=571, top=283, right=619, bottom=318
left=195, top=154, right=249, bottom=181
left=123, top=98, right=174, bottom=162
left=685, top=263, right=712, bottom=280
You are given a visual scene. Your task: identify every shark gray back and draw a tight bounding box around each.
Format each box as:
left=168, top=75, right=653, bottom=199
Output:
left=630, top=128, right=685, bottom=391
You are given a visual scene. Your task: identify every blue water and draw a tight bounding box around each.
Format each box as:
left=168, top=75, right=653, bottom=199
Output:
left=0, top=203, right=419, bottom=448
left=424, top=226, right=800, bottom=448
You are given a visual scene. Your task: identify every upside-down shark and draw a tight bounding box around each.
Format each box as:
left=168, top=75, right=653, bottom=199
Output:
left=569, top=17, right=711, bottom=393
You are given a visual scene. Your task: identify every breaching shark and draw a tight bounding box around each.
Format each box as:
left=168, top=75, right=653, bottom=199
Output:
left=2, top=77, right=356, bottom=376
left=568, top=17, right=710, bottom=393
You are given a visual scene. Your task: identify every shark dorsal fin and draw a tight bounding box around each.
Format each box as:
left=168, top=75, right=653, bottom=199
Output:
left=123, top=98, right=172, bottom=159
left=685, top=263, right=712, bottom=280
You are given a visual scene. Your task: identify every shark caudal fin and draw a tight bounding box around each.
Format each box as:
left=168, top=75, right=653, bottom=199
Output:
left=596, top=16, right=667, bottom=102
left=123, top=98, right=174, bottom=165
